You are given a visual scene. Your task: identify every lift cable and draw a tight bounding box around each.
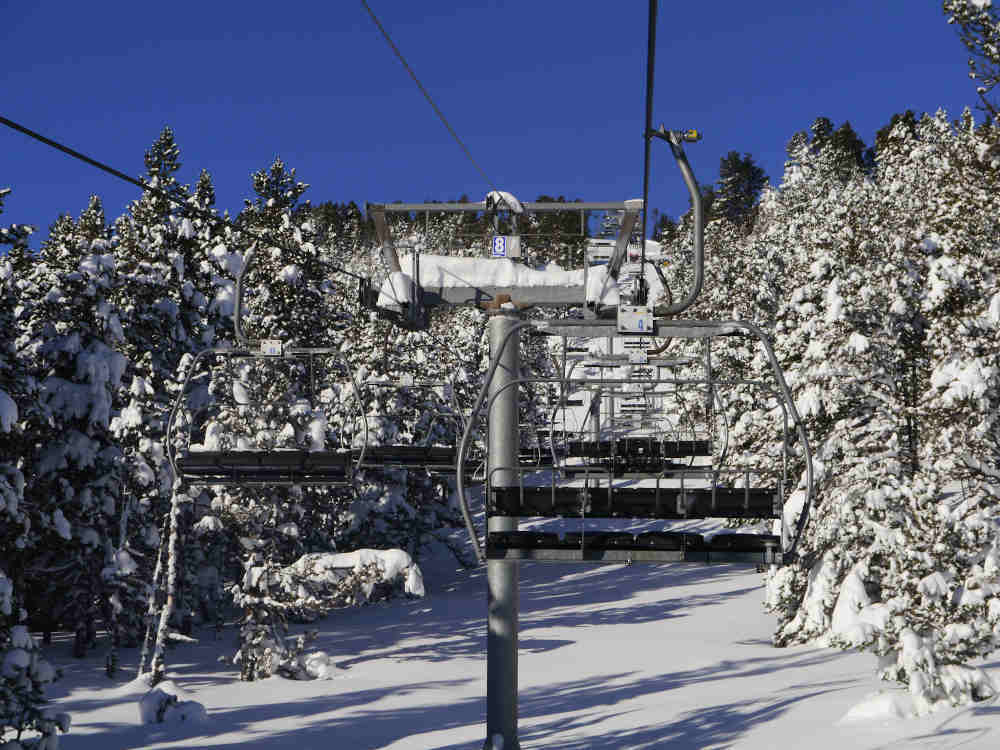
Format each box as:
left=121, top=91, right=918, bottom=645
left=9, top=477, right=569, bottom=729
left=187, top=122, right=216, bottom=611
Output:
left=0, top=115, right=223, bottom=227
left=0, top=114, right=366, bottom=281
left=639, top=0, right=658, bottom=304
left=0, top=113, right=486, bottom=377
left=360, top=0, right=497, bottom=192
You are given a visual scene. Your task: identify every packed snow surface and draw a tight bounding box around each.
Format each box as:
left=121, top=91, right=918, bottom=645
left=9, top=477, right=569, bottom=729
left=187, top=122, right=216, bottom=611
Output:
left=44, top=540, right=1000, bottom=749
left=137, top=680, right=207, bottom=725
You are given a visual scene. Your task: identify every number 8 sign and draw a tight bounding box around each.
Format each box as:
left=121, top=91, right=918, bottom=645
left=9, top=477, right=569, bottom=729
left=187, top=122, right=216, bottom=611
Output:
left=491, top=236, right=507, bottom=257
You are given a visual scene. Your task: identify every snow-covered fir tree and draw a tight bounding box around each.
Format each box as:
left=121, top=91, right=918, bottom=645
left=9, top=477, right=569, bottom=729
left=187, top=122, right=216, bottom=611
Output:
left=944, top=0, right=1000, bottom=121
left=201, top=158, right=354, bottom=679
left=0, top=189, right=71, bottom=748
left=765, top=109, right=1000, bottom=710
left=109, top=130, right=230, bottom=678
left=15, top=196, right=129, bottom=666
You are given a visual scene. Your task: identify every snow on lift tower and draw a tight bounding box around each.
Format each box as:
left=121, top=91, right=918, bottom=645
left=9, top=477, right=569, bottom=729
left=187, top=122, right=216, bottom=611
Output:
left=360, top=194, right=645, bottom=326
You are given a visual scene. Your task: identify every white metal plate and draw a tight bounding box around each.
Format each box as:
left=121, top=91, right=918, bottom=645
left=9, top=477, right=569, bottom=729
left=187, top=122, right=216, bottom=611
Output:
left=491, top=235, right=521, bottom=258
left=617, top=304, right=654, bottom=334
left=260, top=339, right=283, bottom=356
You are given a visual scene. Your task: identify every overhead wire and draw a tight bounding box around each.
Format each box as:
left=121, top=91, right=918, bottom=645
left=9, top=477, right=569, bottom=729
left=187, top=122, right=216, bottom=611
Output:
left=360, top=0, right=496, bottom=192
left=0, top=114, right=367, bottom=282
left=639, top=0, right=658, bottom=305
left=0, top=114, right=223, bottom=227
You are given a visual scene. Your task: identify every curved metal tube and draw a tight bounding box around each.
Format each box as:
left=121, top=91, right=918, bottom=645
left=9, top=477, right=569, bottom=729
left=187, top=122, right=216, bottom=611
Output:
left=657, top=134, right=704, bottom=316
left=455, top=318, right=813, bottom=562
left=657, top=319, right=813, bottom=556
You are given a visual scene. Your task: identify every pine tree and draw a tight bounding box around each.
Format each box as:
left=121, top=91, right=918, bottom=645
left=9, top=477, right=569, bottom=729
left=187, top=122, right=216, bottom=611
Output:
left=714, top=151, right=768, bottom=232
left=0, top=189, right=71, bottom=748
left=17, top=196, right=129, bottom=662
left=944, top=0, right=1000, bottom=120
left=764, top=108, right=1000, bottom=711
left=109, top=130, right=226, bottom=678
left=198, top=157, right=351, bottom=679
left=0, top=188, right=32, bottom=583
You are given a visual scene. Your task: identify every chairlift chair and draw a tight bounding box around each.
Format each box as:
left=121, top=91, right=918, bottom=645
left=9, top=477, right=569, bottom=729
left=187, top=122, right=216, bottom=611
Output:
left=167, top=245, right=369, bottom=489
left=456, top=317, right=811, bottom=567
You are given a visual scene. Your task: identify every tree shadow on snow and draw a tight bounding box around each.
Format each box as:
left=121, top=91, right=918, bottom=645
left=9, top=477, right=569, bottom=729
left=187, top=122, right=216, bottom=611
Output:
left=183, top=659, right=844, bottom=750
left=513, top=687, right=835, bottom=750
left=326, top=562, right=758, bottom=669
left=163, top=679, right=483, bottom=750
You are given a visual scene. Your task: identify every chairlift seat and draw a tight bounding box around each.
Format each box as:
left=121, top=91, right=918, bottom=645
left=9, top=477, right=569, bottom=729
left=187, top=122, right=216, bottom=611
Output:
left=355, top=445, right=456, bottom=466
left=634, top=531, right=705, bottom=550
left=709, top=532, right=780, bottom=552
left=562, top=531, right=636, bottom=549
left=485, top=529, right=783, bottom=564
left=561, top=459, right=693, bottom=477
left=565, top=439, right=711, bottom=458
left=489, top=485, right=778, bottom=519
left=175, top=450, right=352, bottom=485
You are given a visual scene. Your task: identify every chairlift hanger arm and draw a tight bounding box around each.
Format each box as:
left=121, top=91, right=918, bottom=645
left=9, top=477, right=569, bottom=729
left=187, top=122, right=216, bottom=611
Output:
left=646, top=126, right=704, bottom=316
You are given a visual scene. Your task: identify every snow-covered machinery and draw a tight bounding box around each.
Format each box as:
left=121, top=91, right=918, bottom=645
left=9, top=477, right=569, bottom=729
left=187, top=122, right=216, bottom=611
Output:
left=359, top=197, right=645, bottom=329
left=360, top=126, right=812, bottom=565
left=362, top=126, right=813, bottom=569
left=166, top=344, right=368, bottom=487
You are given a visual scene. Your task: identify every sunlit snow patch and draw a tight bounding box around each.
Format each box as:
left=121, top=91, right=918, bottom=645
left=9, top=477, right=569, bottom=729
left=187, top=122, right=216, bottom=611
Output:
left=139, top=680, right=207, bottom=725
left=838, top=690, right=916, bottom=723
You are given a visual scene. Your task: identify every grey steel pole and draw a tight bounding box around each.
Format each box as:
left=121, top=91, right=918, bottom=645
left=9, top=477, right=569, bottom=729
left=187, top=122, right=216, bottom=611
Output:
left=485, top=310, right=521, bottom=750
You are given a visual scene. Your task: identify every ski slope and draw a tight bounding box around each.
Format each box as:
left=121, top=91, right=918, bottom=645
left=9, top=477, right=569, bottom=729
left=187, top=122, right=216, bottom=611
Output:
left=45, top=531, right=1000, bottom=749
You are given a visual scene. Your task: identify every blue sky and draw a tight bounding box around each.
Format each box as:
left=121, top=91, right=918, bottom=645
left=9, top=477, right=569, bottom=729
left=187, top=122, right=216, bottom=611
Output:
left=2, top=1, right=982, bottom=249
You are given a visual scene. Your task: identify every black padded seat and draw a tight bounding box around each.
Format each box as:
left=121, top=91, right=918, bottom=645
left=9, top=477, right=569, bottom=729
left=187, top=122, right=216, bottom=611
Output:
left=709, top=533, right=780, bottom=552
left=565, top=439, right=711, bottom=459
left=562, top=531, right=637, bottom=549
left=350, top=445, right=490, bottom=474
left=561, top=459, right=692, bottom=477
left=484, top=529, right=783, bottom=564
left=176, top=450, right=351, bottom=485
left=489, top=485, right=779, bottom=519
left=634, top=531, right=705, bottom=550
left=354, top=445, right=457, bottom=466
left=488, top=531, right=566, bottom=550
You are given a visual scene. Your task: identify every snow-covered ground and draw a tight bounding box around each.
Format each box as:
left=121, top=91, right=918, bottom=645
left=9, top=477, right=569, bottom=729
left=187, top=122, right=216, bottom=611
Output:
left=44, top=533, right=1000, bottom=750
